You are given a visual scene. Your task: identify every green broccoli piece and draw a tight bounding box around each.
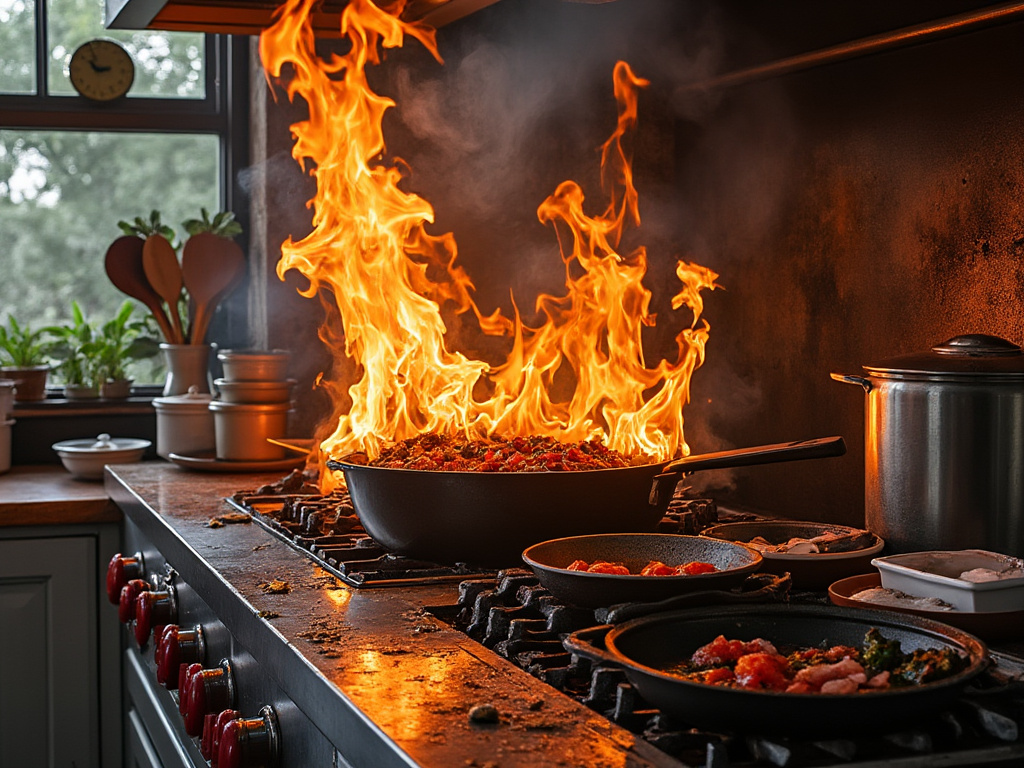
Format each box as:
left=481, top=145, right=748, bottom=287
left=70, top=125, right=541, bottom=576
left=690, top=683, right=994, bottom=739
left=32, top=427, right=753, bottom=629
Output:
left=862, top=627, right=905, bottom=672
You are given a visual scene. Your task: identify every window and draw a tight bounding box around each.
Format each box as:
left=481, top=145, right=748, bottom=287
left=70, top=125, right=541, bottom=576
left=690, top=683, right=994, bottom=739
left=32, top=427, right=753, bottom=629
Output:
left=0, top=0, right=248, bottom=385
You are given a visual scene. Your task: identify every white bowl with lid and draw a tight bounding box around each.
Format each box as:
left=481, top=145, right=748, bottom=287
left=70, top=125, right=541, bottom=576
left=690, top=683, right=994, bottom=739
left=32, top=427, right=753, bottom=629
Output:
left=52, top=433, right=151, bottom=480
left=153, top=385, right=216, bottom=459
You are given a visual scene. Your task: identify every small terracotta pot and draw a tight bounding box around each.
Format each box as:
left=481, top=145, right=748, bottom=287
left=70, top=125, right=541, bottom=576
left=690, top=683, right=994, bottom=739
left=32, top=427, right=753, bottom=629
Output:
left=101, top=379, right=133, bottom=400
left=64, top=384, right=99, bottom=401
left=0, top=365, right=50, bottom=402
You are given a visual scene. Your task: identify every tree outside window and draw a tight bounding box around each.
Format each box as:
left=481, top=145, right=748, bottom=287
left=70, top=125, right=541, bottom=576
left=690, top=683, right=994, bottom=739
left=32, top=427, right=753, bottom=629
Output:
left=0, top=0, right=246, bottom=384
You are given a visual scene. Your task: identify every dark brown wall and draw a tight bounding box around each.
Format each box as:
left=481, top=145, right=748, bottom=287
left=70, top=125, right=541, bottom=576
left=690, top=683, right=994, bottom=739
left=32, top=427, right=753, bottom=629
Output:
left=249, top=1, right=1024, bottom=525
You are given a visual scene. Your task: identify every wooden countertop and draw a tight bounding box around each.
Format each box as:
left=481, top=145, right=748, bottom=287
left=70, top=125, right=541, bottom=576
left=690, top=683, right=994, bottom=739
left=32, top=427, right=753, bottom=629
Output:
left=0, top=464, right=121, bottom=526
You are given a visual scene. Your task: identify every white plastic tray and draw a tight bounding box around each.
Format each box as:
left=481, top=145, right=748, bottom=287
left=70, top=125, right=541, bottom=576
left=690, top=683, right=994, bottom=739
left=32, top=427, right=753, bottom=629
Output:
left=872, top=549, right=1024, bottom=612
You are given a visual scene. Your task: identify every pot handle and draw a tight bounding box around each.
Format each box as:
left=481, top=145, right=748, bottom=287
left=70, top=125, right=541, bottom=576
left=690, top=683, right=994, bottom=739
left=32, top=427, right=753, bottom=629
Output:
left=830, top=372, right=873, bottom=392
left=562, top=625, right=621, bottom=666
left=648, top=436, right=847, bottom=508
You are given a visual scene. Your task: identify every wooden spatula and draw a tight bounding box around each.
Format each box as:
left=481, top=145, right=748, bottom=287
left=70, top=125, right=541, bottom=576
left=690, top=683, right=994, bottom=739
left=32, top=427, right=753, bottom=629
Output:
left=142, top=234, right=185, bottom=344
left=181, top=232, right=247, bottom=345
left=104, top=235, right=176, bottom=343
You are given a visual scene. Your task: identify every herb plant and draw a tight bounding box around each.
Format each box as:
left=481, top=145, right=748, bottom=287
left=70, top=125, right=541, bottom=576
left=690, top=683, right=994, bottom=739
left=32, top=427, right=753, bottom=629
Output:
left=0, top=315, right=52, bottom=367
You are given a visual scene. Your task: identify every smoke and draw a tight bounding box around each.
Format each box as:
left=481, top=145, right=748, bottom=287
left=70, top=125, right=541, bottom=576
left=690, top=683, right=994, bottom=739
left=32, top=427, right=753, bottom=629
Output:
left=390, top=0, right=727, bottom=221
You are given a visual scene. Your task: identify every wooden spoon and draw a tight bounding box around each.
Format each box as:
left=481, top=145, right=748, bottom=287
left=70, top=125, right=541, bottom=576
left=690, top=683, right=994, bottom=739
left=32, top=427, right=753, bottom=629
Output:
left=142, top=234, right=185, bottom=344
left=181, top=232, right=246, bottom=345
left=104, top=235, right=176, bottom=343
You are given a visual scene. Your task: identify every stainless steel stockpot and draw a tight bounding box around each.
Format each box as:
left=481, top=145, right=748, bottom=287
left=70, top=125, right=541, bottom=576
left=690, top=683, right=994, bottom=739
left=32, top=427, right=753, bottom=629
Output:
left=833, top=334, right=1024, bottom=557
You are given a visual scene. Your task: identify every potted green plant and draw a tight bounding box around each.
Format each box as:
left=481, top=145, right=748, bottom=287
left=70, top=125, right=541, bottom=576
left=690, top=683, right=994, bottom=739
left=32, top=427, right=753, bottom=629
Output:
left=94, top=301, right=161, bottom=399
left=45, top=301, right=104, bottom=400
left=0, top=314, right=53, bottom=401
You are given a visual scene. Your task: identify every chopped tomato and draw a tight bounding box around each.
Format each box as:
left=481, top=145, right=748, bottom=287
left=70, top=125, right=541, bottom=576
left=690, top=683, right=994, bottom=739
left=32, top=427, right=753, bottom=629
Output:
left=677, top=561, right=717, bottom=575
left=640, top=561, right=678, bottom=576
left=734, top=652, right=790, bottom=691
left=702, top=667, right=735, bottom=685
left=586, top=561, right=631, bottom=575
left=692, top=636, right=776, bottom=666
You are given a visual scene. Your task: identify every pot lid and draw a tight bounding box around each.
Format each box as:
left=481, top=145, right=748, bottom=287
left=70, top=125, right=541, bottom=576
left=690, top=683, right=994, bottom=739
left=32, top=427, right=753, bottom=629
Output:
left=153, top=385, right=214, bottom=409
left=864, top=334, right=1024, bottom=378
left=52, top=433, right=152, bottom=453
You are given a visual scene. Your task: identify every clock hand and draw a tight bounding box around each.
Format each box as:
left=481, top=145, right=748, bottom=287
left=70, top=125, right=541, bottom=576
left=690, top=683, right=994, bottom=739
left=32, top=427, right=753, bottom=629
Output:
left=89, top=61, right=112, bottom=73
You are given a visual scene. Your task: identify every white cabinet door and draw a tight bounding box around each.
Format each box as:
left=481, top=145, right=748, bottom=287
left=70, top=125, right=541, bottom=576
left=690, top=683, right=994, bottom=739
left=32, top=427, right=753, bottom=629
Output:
left=0, top=536, right=98, bottom=768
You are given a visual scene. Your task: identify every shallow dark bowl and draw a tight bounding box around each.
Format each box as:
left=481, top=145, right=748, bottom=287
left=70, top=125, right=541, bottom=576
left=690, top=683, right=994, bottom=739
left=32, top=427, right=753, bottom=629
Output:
left=829, top=573, right=1024, bottom=642
left=522, top=533, right=763, bottom=608
left=701, top=520, right=884, bottom=590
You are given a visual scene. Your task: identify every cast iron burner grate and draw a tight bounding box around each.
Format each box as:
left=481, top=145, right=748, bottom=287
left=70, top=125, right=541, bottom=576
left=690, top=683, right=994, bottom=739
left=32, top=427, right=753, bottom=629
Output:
left=228, top=469, right=723, bottom=588
left=227, top=475, right=489, bottom=587
left=430, top=568, right=1024, bottom=768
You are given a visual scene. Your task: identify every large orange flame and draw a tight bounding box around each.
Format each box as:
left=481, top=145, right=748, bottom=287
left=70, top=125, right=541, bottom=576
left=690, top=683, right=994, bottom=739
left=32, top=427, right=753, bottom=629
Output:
left=260, top=0, right=718, bottom=488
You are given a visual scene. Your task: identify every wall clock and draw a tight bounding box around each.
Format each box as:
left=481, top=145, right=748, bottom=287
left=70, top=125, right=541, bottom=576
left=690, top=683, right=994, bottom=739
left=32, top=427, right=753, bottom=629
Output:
left=68, top=39, right=135, bottom=102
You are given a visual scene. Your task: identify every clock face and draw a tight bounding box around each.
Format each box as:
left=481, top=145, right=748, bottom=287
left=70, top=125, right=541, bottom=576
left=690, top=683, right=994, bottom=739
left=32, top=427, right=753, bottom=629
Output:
left=68, top=40, right=135, bottom=102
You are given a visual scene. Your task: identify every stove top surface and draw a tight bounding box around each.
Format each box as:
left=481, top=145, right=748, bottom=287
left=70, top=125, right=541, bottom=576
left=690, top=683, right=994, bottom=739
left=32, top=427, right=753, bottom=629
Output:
left=107, top=462, right=1024, bottom=768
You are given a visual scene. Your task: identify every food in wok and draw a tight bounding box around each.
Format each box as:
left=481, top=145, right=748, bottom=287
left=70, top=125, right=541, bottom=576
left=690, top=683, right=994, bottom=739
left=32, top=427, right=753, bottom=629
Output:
left=358, top=433, right=643, bottom=472
left=669, top=627, right=969, bottom=694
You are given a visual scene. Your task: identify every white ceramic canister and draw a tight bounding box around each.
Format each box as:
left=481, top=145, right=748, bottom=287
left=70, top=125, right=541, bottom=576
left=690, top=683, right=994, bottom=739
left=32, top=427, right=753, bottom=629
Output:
left=209, top=400, right=293, bottom=461
left=153, top=386, right=216, bottom=460
left=0, top=380, right=15, bottom=420
left=217, top=349, right=290, bottom=382
left=0, top=418, right=12, bottom=474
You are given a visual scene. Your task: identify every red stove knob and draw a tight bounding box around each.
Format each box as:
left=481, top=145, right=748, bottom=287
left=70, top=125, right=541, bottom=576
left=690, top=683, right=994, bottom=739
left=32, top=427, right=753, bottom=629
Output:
left=156, top=625, right=206, bottom=690
left=106, top=552, right=144, bottom=604
left=203, top=708, right=239, bottom=765
left=118, top=579, right=150, bottom=624
left=217, top=706, right=280, bottom=768
left=134, top=587, right=177, bottom=646
left=182, top=660, right=235, bottom=737
left=179, top=662, right=204, bottom=715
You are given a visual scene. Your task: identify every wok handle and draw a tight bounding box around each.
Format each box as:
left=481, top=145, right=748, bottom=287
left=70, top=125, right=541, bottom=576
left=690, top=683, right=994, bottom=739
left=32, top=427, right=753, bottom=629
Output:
left=561, top=625, right=620, bottom=667
left=648, top=436, right=847, bottom=508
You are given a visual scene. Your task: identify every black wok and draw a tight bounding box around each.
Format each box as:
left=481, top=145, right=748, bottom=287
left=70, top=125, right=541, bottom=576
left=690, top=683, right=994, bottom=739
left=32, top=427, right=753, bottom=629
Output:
left=326, top=436, right=845, bottom=566
left=564, top=604, right=988, bottom=738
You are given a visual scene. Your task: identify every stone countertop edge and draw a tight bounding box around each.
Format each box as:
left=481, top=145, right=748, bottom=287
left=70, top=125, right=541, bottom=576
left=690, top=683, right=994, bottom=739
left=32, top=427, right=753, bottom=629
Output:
left=0, top=464, right=120, bottom=526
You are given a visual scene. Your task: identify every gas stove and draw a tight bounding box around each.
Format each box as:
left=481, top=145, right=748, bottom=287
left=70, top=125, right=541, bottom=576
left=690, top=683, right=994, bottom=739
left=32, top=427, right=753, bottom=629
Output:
left=440, top=567, right=1024, bottom=768
left=104, top=462, right=1024, bottom=768
left=226, top=468, right=721, bottom=587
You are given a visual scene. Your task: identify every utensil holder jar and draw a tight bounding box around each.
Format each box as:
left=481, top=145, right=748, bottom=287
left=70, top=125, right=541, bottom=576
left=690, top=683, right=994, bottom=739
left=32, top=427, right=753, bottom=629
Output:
left=161, top=343, right=215, bottom=397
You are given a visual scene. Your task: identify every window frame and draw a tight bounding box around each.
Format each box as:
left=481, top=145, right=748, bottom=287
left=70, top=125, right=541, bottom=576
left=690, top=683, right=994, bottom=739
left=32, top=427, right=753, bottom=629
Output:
left=0, top=4, right=252, bottom=400
left=0, top=5, right=250, bottom=240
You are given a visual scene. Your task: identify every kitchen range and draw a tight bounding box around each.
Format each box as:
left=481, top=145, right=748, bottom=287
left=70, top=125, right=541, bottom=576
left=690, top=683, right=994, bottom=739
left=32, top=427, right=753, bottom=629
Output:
left=105, top=459, right=1024, bottom=768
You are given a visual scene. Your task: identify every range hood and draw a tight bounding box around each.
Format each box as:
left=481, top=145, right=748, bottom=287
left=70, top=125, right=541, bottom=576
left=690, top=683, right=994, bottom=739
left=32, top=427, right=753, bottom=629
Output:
left=104, top=0, right=502, bottom=34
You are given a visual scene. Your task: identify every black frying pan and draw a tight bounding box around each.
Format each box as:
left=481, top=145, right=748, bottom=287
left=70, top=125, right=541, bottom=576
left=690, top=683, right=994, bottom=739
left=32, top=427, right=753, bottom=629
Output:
left=326, top=436, right=845, bottom=566
left=563, top=603, right=988, bottom=738
left=521, top=533, right=764, bottom=608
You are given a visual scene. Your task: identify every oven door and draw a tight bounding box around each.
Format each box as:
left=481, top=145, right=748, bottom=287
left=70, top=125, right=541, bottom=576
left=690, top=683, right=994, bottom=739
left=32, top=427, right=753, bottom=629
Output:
left=125, top=648, right=203, bottom=768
